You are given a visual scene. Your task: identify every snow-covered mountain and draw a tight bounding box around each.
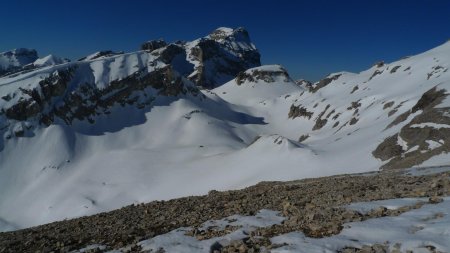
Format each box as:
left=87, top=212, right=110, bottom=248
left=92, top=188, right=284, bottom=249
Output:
left=0, top=49, right=71, bottom=77
left=0, top=48, right=38, bottom=76
left=0, top=27, right=449, bottom=232
left=31, top=54, right=70, bottom=68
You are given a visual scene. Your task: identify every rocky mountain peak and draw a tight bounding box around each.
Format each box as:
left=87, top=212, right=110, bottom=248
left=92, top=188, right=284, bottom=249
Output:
left=208, top=27, right=234, bottom=40
left=206, top=27, right=256, bottom=53
left=187, top=27, right=261, bottom=88
left=134, top=27, right=261, bottom=89
left=140, top=39, right=167, bottom=52
left=207, top=27, right=250, bottom=42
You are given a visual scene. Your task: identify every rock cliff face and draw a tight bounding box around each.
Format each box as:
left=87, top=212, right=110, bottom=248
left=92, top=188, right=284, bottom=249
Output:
left=4, top=65, right=197, bottom=128
left=0, top=55, right=201, bottom=139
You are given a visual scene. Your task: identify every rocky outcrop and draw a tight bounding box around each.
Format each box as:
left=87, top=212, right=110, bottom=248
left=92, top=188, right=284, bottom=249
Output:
left=235, top=65, right=290, bottom=85
left=312, top=104, right=331, bottom=130
left=53, top=65, right=197, bottom=125
left=310, top=74, right=342, bottom=93
left=140, top=39, right=167, bottom=52
left=288, top=104, right=313, bottom=119
left=156, top=44, right=185, bottom=64
left=374, top=87, right=450, bottom=170
left=4, top=68, right=74, bottom=121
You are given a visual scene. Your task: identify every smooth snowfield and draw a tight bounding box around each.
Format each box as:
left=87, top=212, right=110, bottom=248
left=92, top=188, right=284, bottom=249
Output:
left=1, top=42, right=450, bottom=232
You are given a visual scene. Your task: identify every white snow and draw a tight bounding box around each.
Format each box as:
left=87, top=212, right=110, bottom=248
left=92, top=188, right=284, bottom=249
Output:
left=137, top=209, right=284, bottom=253
left=33, top=54, right=69, bottom=67
left=410, top=122, right=450, bottom=129
left=70, top=244, right=106, bottom=253
left=213, top=65, right=301, bottom=106
left=210, top=27, right=234, bottom=36
left=417, top=153, right=450, bottom=168
left=405, top=165, right=450, bottom=176
left=345, top=198, right=428, bottom=214
left=426, top=139, right=443, bottom=150
left=405, top=145, right=419, bottom=154
left=397, top=135, right=409, bottom=151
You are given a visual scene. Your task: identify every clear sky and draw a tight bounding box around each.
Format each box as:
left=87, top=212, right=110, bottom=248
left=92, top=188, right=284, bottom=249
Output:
left=1, top=0, right=450, bottom=81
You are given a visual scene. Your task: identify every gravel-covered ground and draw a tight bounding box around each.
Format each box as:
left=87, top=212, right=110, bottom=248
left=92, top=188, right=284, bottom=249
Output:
left=1, top=167, right=450, bottom=253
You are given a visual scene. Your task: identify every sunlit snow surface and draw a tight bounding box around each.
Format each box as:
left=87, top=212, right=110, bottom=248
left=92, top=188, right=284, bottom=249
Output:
left=1, top=41, right=450, bottom=231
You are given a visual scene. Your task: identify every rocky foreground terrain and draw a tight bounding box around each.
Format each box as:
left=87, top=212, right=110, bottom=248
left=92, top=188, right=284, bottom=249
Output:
left=1, top=166, right=449, bottom=253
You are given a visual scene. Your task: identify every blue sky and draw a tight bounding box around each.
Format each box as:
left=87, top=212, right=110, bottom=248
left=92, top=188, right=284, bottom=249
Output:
left=1, top=0, right=449, bottom=81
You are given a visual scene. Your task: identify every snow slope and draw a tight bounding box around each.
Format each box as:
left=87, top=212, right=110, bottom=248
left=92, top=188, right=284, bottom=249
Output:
left=32, top=54, right=70, bottom=67
left=1, top=31, right=450, bottom=232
